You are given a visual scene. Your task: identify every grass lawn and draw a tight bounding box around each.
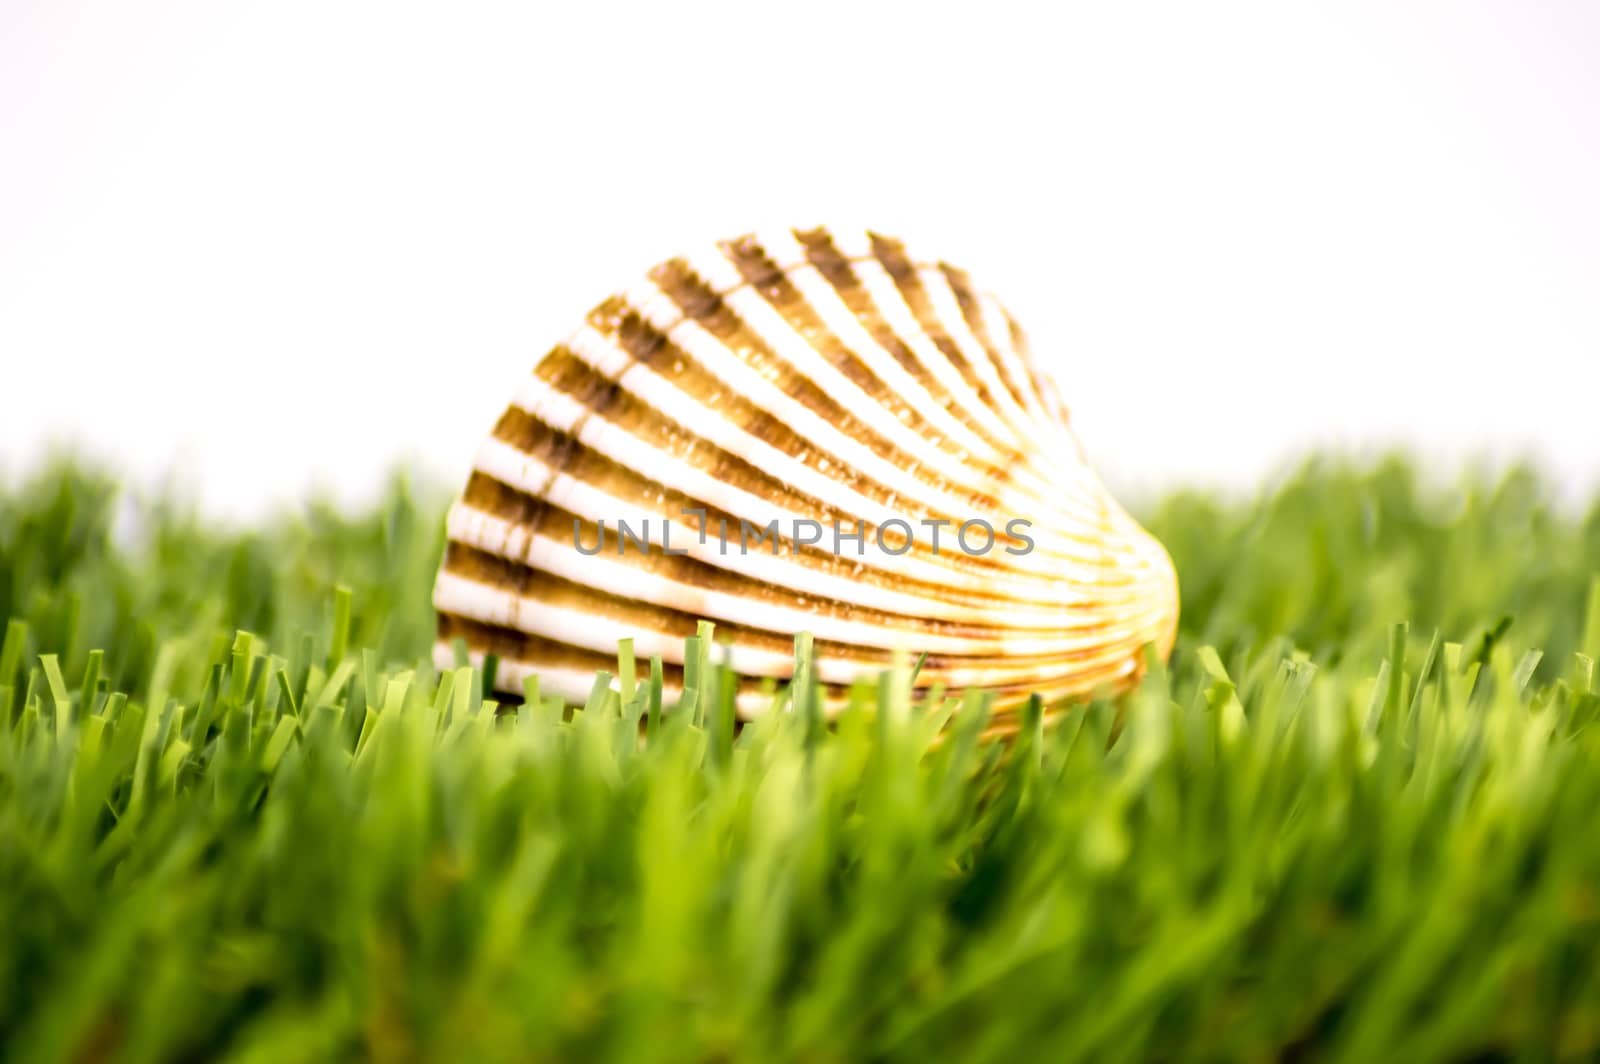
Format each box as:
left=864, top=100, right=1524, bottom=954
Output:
left=3, top=456, right=1599, bottom=1062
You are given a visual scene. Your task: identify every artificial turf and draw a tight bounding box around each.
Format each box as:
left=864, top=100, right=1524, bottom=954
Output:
left=2, top=456, right=1599, bottom=1062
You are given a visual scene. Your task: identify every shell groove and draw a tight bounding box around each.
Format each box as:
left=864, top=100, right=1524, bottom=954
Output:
left=434, top=226, right=1178, bottom=729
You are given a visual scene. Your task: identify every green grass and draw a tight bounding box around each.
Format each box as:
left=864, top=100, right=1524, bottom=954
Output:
left=3, top=455, right=1600, bottom=1062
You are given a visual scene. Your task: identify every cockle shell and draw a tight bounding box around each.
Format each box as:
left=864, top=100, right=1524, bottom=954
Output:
left=434, top=226, right=1178, bottom=729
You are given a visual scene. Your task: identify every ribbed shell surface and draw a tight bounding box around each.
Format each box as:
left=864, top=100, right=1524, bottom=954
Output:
left=434, top=226, right=1179, bottom=727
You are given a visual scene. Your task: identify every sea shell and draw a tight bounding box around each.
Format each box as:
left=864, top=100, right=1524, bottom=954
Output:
left=433, top=226, right=1178, bottom=729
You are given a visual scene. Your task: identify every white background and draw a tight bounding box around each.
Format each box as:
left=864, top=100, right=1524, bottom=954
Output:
left=3, top=1, right=1597, bottom=515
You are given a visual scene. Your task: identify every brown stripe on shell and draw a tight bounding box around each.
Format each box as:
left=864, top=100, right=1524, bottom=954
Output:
left=602, top=303, right=1007, bottom=516
left=442, top=539, right=1152, bottom=679
left=442, top=524, right=1169, bottom=662
left=869, top=233, right=1013, bottom=427
left=715, top=234, right=1046, bottom=505
left=935, top=263, right=1042, bottom=419
left=715, top=235, right=1013, bottom=473
left=677, top=234, right=1114, bottom=528
left=453, top=477, right=1174, bottom=684
left=439, top=559, right=1164, bottom=686
left=645, top=259, right=980, bottom=491
left=726, top=230, right=1100, bottom=521
left=797, top=229, right=1028, bottom=453
left=999, top=301, right=1070, bottom=429
left=464, top=428, right=1161, bottom=616
left=512, top=335, right=1135, bottom=575
left=791, top=228, right=981, bottom=429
